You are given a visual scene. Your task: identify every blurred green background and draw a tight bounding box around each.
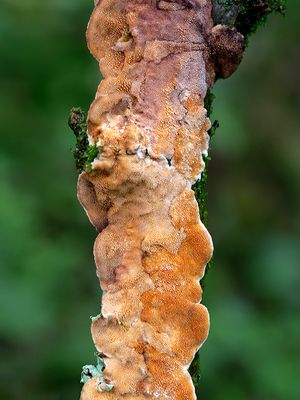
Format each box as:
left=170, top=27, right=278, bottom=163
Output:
left=0, top=1, right=299, bottom=399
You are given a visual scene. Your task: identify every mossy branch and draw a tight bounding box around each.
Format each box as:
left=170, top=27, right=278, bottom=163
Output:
left=213, top=0, right=286, bottom=44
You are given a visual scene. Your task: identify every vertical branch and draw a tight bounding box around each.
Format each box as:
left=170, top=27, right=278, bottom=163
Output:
left=69, top=1, right=285, bottom=399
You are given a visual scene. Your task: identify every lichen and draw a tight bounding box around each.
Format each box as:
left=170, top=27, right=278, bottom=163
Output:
left=90, top=313, right=101, bottom=322
left=68, top=107, right=99, bottom=173
left=80, top=354, right=113, bottom=393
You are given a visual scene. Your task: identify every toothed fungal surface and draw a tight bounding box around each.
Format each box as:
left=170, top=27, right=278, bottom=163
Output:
left=78, top=1, right=244, bottom=399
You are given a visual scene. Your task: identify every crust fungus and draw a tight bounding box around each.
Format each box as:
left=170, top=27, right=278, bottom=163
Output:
left=70, top=0, right=267, bottom=398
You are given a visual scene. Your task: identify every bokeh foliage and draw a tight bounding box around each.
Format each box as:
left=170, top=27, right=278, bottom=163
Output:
left=0, top=1, right=299, bottom=399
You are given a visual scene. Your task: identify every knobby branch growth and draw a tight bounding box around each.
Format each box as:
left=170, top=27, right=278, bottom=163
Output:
left=68, top=1, right=286, bottom=399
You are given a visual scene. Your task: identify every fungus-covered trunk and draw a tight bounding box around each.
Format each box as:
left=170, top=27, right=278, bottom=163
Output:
left=76, top=1, right=245, bottom=399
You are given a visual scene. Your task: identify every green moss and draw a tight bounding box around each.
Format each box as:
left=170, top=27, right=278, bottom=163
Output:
left=192, top=90, right=217, bottom=225
left=192, top=89, right=217, bottom=225
left=84, top=145, right=99, bottom=173
left=213, top=0, right=286, bottom=44
left=192, top=90, right=218, bottom=290
left=189, top=89, right=218, bottom=393
left=68, top=107, right=100, bottom=173
left=192, top=90, right=219, bottom=281
left=189, top=350, right=202, bottom=397
left=236, top=0, right=286, bottom=42
left=204, top=89, right=216, bottom=118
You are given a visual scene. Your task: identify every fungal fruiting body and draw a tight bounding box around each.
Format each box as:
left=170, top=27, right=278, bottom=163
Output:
left=78, top=1, right=243, bottom=399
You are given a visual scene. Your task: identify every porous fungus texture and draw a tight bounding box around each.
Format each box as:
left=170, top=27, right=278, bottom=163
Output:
left=78, top=1, right=244, bottom=399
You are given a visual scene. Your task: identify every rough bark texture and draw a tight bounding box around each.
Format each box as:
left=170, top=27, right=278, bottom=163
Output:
left=78, top=1, right=243, bottom=399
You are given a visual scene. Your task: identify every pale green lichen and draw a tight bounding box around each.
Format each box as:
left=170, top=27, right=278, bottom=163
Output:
left=90, top=313, right=101, bottom=322
left=80, top=355, right=113, bottom=393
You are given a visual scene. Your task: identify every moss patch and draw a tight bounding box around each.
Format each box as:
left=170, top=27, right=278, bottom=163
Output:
left=192, top=90, right=218, bottom=226
left=68, top=107, right=99, bottom=173
left=192, top=90, right=218, bottom=289
left=213, top=0, right=286, bottom=44
left=189, top=89, right=218, bottom=394
left=192, top=89, right=217, bottom=228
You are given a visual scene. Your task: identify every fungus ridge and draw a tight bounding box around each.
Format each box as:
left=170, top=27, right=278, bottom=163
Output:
left=78, top=1, right=243, bottom=399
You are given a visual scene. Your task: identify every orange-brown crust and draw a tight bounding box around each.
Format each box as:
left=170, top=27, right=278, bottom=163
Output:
left=141, top=291, right=209, bottom=365
left=144, top=346, right=198, bottom=400
left=78, top=1, right=243, bottom=399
